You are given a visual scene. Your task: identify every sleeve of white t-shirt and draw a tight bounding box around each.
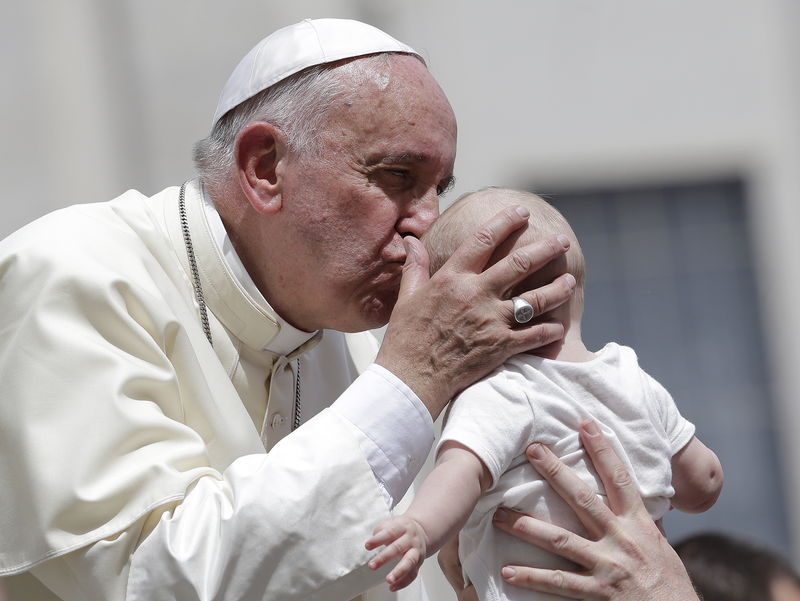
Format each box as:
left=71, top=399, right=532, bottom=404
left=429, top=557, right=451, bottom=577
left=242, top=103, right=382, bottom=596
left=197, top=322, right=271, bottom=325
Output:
left=643, top=370, right=696, bottom=455
left=437, top=370, right=533, bottom=488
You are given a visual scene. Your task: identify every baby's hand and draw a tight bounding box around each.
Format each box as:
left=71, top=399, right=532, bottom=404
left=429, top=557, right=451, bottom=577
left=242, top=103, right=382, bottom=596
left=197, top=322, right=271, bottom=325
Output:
left=365, top=515, right=429, bottom=592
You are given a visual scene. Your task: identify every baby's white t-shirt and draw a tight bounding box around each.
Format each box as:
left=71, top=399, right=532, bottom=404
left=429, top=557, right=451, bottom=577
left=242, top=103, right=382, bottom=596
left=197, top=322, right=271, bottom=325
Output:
left=439, top=342, right=695, bottom=601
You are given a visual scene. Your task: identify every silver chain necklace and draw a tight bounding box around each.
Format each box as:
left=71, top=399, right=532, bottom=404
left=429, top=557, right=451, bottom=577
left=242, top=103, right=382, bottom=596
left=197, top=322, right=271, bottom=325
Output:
left=178, top=182, right=301, bottom=431
left=292, top=360, right=302, bottom=430
left=178, top=182, right=213, bottom=346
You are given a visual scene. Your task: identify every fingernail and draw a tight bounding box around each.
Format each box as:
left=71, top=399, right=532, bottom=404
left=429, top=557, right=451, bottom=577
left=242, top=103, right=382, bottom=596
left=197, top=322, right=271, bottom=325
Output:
left=557, top=234, right=570, bottom=249
left=582, top=420, right=600, bottom=437
left=502, top=567, right=516, bottom=579
left=564, top=273, right=576, bottom=289
left=515, top=206, right=530, bottom=218
left=493, top=508, right=510, bottom=523
left=527, top=443, right=546, bottom=461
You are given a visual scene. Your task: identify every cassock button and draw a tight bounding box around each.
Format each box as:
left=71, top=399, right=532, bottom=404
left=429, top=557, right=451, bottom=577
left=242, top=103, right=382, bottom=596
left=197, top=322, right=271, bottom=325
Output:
left=270, top=413, right=286, bottom=430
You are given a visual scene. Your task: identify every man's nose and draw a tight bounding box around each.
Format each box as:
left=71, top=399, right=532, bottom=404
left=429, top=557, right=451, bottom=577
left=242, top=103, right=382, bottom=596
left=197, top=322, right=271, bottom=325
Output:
left=397, top=192, right=440, bottom=238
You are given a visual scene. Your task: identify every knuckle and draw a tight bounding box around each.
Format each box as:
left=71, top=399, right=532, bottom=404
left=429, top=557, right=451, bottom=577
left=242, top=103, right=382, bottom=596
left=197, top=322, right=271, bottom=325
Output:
left=550, top=531, right=571, bottom=552
left=592, top=441, right=615, bottom=457
left=508, top=249, right=532, bottom=274
left=612, top=464, right=635, bottom=488
left=604, top=557, right=634, bottom=585
left=593, top=445, right=635, bottom=488
left=549, top=569, right=566, bottom=589
left=434, top=267, right=458, bottom=288
left=526, top=291, right=545, bottom=315
left=533, top=455, right=562, bottom=480
left=472, top=228, right=496, bottom=250
left=614, top=528, right=646, bottom=557
left=574, top=488, right=599, bottom=512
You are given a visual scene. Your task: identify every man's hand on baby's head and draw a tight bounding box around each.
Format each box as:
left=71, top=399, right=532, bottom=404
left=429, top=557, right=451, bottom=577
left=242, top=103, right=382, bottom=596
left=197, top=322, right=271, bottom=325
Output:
left=365, top=515, right=429, bottom=592
left=378, top=208, right=574, bottom=418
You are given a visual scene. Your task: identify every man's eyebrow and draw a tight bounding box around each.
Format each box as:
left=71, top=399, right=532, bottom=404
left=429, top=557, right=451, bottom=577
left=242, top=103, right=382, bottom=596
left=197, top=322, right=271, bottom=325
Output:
left=366, top=153, right=428, bottom=166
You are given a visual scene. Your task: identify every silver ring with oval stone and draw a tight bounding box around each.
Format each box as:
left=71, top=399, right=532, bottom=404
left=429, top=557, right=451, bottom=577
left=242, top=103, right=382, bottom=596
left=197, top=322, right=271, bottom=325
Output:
left=512, top=296, right=534, bottom=324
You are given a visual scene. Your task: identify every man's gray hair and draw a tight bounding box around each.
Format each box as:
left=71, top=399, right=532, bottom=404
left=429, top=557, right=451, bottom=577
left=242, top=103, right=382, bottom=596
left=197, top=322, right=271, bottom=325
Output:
left=193, top=53, right=414, bottom=188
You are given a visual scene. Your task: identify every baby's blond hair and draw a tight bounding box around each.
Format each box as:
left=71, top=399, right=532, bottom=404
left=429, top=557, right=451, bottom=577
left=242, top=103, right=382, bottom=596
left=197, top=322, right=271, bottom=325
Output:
left=424, top=187, right=585, bottom=306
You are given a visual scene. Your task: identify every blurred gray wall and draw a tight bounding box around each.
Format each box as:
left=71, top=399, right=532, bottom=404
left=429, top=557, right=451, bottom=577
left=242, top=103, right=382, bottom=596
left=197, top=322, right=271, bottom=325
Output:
left=2, top=1, right=800, bottom=598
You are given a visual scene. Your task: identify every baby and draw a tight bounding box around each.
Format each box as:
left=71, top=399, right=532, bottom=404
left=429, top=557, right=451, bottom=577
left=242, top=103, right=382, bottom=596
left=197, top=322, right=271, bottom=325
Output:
left=366, top=187, right=723, bottom=600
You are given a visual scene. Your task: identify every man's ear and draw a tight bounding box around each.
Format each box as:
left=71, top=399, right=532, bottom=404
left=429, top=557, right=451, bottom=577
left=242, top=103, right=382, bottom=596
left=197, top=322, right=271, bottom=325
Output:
left=235, top=122, right=289, bottom=215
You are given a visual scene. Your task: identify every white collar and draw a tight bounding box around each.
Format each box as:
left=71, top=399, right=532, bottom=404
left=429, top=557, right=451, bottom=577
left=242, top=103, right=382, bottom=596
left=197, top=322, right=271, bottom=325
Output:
left=200, top=187, right=318, bottom=356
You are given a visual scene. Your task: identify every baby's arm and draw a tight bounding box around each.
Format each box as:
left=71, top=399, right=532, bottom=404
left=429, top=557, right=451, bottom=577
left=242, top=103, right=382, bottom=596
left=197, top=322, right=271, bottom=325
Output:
left=366, top=441, right=492, bottom=591
left=670, top=436, right=723, bottom=513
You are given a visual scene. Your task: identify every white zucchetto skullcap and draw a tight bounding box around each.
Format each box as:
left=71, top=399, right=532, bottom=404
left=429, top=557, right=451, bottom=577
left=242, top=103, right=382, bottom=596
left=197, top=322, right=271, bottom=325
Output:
left=211, top=18, right=421, bottom=127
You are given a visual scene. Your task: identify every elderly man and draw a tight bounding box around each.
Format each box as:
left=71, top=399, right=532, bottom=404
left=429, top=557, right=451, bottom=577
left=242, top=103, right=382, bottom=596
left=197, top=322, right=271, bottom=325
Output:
left=0, top=18, right=696, bottom=601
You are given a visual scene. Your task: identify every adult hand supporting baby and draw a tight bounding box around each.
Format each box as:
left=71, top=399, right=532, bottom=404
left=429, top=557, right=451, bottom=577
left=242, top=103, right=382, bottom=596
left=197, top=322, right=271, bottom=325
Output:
left=491, top=421, right=699, bottom=600
left=438, top=538, right=479, bottom=601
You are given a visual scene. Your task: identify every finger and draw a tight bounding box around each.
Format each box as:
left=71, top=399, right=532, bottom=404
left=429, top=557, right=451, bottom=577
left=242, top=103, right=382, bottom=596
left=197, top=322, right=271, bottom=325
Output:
left=458, top=585, right=480, bottom=601
left=492, top=508, right=596, bottom=569
left=438, top=539, right=467, bottom=592
left=386, top=549, right=421, bottom=590
left=368, top=552, right=390, bottom=571
left=525, top=443, right=614, bottom=539
left=500, top=565, right=599, bottom=600
left=481, top=235, right=571, bottom=296
left=505, top=273, right=576, bottom=326
left=368, top=541, right=407, bottom=570
left=396, top=236, right=431, bottom=300
left=365, top=527, right=398, bottom=551
left=388, top=571, right=417, bottom=592
left=505, top=321, right=566, bottom=357
left=444, top=206, right=532, bottom=273
left=579, top=420, right=646, bottom=516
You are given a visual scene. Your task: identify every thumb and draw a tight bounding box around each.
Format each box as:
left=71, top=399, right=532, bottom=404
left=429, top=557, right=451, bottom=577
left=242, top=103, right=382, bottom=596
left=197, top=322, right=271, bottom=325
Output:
left=397, top=236, right=430, bottom=300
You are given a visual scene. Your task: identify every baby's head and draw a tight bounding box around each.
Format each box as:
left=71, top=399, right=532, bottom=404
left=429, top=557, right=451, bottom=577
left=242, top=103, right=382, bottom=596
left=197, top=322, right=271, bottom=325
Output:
left=424, top=187, right=586, bottom=318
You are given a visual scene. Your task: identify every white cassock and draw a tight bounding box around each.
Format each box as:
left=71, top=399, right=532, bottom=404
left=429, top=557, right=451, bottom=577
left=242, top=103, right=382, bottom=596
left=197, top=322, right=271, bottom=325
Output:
left=0, top=180, right=441, bottom=601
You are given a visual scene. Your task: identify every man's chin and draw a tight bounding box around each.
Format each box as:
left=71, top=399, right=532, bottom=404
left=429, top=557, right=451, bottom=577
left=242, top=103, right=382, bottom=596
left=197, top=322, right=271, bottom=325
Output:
left=347, top=296, right=395, bottom=332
